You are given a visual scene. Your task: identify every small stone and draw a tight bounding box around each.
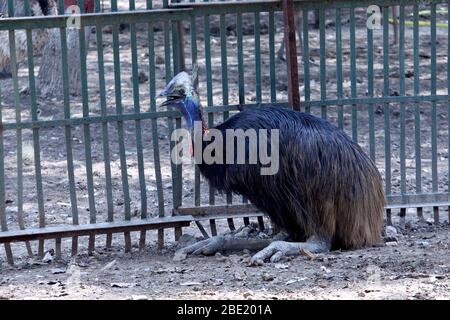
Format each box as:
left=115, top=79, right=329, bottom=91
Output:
left=386, top=241, right=398, bottom=247
left=173, top=250, right=187, bottom=262
left=42, top=252, right=53, bottom=263
left=417, top=241, right=430, bottom=247
left=385, top=226, right=397, bottom=238
left=51, top=268, right=65, bottom=274
left=180, top=281, right=202, bottom=286
left=100, top=260, right=117, bottom=272
left=137, top=71, right=148, bottom=84
left=111, top=283, right=136, bottom=288
left=215, top=252, right=227, bottom=262
left=285, top=279, right=297, bottom=285
left=233, top=272, right=246, bottom=281
left=320, top=266, right=331, bottom=273
left=261, top=272, right=274, bottom=281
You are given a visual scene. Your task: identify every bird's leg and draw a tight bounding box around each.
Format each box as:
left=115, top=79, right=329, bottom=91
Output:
left=175, top=235, right=273, bottom=260
left=250, top=235, right=331, bottom=265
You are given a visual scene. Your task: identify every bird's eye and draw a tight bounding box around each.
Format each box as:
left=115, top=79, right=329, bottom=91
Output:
left=179, top=88, right=186, bottom=95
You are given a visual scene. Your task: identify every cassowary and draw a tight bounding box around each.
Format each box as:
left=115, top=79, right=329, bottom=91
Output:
left=0, top=0, right=56, bottom=70
left=159, top=71, right=385, bottom=264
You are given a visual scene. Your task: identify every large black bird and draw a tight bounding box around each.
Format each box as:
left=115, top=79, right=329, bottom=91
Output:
left=159, top=71, right=385, bottom=264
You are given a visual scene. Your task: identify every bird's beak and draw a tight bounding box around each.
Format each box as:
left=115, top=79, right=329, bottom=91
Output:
left=157, top=89, right=184, bottom=108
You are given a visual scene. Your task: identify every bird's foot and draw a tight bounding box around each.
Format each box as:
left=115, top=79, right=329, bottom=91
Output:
left=180, top=235, right=228, bottom=256
left=174, top=235, right=272, bottom=261
left=250, top=237, right=331, bottom=265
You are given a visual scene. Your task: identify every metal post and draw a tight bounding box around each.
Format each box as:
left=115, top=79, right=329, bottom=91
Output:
left=282, top=0, right=301, bottom=111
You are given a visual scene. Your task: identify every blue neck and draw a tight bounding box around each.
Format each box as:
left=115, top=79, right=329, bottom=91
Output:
left=178, top=96, right=205, bottom=131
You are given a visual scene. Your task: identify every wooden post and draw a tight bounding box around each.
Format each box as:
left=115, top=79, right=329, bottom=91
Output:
left=282, top=0, right=301, bottom=111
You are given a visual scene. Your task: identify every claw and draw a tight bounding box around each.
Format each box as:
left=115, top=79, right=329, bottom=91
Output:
left=176, top=235, right=226, bottom=258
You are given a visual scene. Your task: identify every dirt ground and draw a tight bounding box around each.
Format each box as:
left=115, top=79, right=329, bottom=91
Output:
left=1, top=2, right=450, bottom=299
left=0, top=219, right=449, bottom=300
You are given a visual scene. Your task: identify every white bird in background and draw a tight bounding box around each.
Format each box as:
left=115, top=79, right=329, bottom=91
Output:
left=0, top=0, right=57, bottom=70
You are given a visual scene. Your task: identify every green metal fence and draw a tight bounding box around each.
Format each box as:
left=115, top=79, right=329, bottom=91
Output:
left=0, top=0, right=449, bottom=264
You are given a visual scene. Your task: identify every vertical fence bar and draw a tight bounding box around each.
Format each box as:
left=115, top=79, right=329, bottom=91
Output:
left=319, top=6, right=326, bottom=119
left=191, top=6, right=201, bottom=209
left=147, top=0, right=165, bottom=249
left=168, top=0, right=184, bottom=241
left=269, top=9, right=276, bottom=103
left=367, top=7, right=375, bottom=161
left=256, top=7, right=265, bottom=230
left=237, top=10, right=249, bottom=226
left=430, top=3, right=439, bottom=223
left=252, top=9, right=266, bottom=231
left=219, top=10, right=235, bottom=231
left=23, top=0, right=41, bottom=258
left=160, top=0, right=173, bottom=248
left=448, top=1, right=450, bottom=222
left=95, top=24, right=114, bottom=248
left=174, top=116, right=183, bottom=240
left=220, top=11, right=229, bottom=119
left=383, top=7, right=392, bottom=225
left=203, top=4, right=217, bottom=236
left=111, top=0, right=132, bottom=252
left=6, top=0, right=23, bottom=261
left=413, top=4, right=422, bottom=220
left=255, top=11, right=262, bottom=105
left=58, top=0, right=80, bottom=256
left=399, top=5, right=406, bottom=221
left=93, top=13, right=112, bottom=251
left=174, top=0, right=185, bottom=72
left=129, top=0, right=148, bottom=248
left=336, top=7, right=343, bottom=129
left=170, top=12, right=183, bottom=241
left=350, top=7, right=357, bottom=142
left=237, top=11, right=245, bottom=105
left=78, top=0, right=97, bottom=254
left=282, top=0, right=300, bottom=111
left=0, top=56, right=13, bottom=265
left=303, top=8, right=310, bottom=114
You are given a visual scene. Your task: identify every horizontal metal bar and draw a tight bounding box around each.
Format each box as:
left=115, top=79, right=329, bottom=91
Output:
left=171, top=0, right=282, bottom=15
left=303, top=95, right=450, bottom=108
left=3, top=92, right=448, bottom=131
left=386, top=201, right=450, bottom=210
left=0, top=216, right=193, bottom=244
left=387, top=192, right=450, bottom=206
left=174, top=204, right=258, bottom=217
left=176, top=193, right=450, bottom=218
left=1, top=0, right=438, bottom=32
left=170, top=0, right=448, bottom=11
left=0, top=103, right=289, bottom=131
left=0, top=9, right=192, bottom=30
left=194, top=212, right=265, bottom=221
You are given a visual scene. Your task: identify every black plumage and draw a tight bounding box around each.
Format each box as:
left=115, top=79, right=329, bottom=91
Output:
left=160, top=71, right=385, bottom=253
left=197, top=107, right=385, bottom=250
